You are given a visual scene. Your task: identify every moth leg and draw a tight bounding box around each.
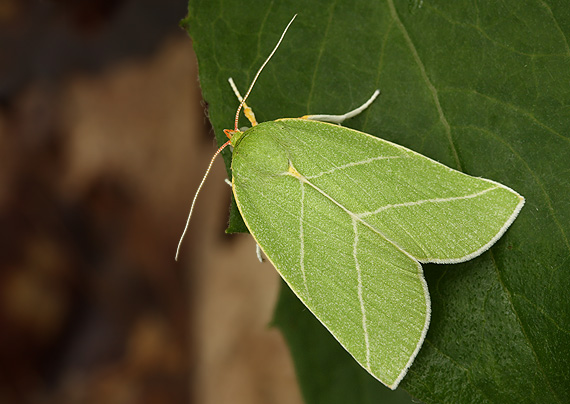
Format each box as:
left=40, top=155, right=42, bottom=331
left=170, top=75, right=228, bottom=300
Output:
left=255, top=243, right=265, bottom=263
left=228, top=78, right=258, bottom=126
left=224, top=178, right=232, bottom=187
left=303, top=90, right=380, bottom=124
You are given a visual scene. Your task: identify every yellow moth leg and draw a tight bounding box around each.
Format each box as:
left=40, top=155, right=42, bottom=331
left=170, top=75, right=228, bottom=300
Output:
left=228, top=77, right=258, bottom=126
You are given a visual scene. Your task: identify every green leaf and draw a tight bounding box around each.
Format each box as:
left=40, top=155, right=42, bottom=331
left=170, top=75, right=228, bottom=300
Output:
left=184, top=1, right=570, bottom=403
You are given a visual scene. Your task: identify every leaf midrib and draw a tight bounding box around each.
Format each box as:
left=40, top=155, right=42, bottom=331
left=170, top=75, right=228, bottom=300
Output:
left=387, top=0, right=461, bottom=171
left=388, top=2, right=563, bottom=402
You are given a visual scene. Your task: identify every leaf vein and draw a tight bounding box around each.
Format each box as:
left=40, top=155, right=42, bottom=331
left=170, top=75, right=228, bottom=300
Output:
left=539, top=0, right=570, bottom=56
left=425, top=3, right=565, bottom=57
left=416, top=339, right=494, bottom=404
left=387, top=0, right=461, bottom=170
left=455, top=123, right=570, bottom=253
left=443, top=88, right=569, bottom=142
left=307, top=5, right=337, bottom=113
left=490, top=251, right=563, bottom=403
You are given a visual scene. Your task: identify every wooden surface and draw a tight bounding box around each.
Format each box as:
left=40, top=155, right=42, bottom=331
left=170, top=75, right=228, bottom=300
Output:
left=0, top=2, right=303, bottom=403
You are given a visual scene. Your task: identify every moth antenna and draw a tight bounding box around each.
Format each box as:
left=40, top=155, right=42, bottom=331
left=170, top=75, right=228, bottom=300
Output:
left=176, top=139, right=232, bottom=261
left=178, top=14, right=297, bottom=260
left=233, top=14, right=297, bottom=131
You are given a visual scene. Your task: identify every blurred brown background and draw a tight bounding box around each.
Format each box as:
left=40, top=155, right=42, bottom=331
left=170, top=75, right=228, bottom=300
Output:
left=0, top=1, right=302, bottom=403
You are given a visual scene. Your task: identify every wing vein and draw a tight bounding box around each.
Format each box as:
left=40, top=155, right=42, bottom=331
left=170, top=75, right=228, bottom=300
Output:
left=299, top=182, right=310, bottom=299
left=306, top=155, right=406, bottom=179
left=353, top=218, right=371, bottom=370
left=358, top=186, right=499, bottom=218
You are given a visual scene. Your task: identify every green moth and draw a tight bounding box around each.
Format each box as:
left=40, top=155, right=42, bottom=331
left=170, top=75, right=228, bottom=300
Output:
left=177, top=15, right=525, bottom=390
